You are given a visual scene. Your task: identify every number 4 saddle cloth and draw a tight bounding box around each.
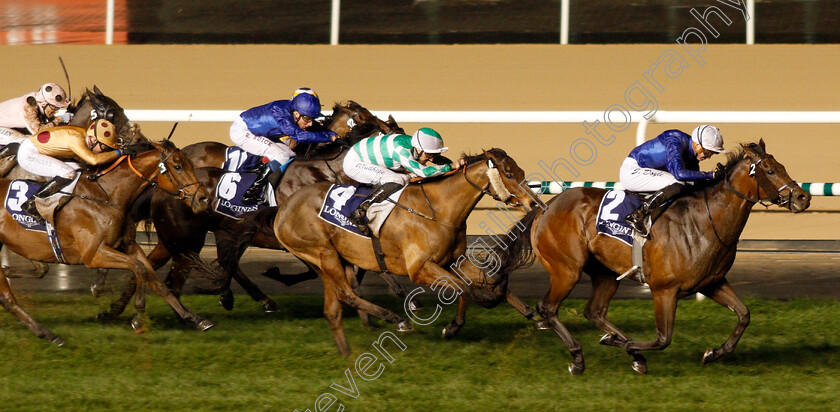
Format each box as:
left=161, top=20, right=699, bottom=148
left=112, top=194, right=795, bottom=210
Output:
left=595, top=190, right=644, bottom=246
left=319, top=184, right=405, bottom=238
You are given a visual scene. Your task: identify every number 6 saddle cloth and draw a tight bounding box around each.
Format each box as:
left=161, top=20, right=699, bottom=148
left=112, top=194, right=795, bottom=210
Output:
left=595, top=190, right=644, bottom=247
left=319, top=184, right=406, bottom=238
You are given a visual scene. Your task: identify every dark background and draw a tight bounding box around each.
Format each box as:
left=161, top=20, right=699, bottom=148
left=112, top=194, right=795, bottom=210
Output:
left=125, top=0, right=840, bottom=44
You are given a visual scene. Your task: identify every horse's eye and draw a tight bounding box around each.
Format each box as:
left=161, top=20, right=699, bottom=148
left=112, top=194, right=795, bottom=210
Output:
left=506, top=173, right=513, bottom=179
left=767, top=169, right=774, bottom=175
left=174, top=164, right=183, bottom=171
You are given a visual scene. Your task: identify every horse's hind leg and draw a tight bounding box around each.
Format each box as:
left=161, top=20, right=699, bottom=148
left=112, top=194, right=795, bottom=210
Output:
left=442, top=296, right=469, bottom=339
left=699, top=280, right=750, bottom=364
left=378, top=272, right=422, bottom=311
left=0, top=263, right=62, bottom=345
left=535, top=256, right=585, bottom=375
left=323, top=277, right=350, bottom=356
left=584, top=264, right=648, bottom=374
left=96, top=274, right=137, bottom=322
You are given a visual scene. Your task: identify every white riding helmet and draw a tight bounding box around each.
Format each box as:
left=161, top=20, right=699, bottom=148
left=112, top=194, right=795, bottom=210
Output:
left=411, top=128, right=448, bottom=154
left=691, top=125, right=726, bottom=153
left=291, top=87, right=318, bottom=99
left=36, top=83, right=70, bottom=108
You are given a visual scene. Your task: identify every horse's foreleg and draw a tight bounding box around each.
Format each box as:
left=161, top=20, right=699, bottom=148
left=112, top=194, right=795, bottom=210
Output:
left=621, top=287, right=678, bottom=371
left=505, top=290, right=536, bottom=320
left=347, top=266, right=376, bottom=330
left=378, top=272, right=422, bottom=311
left=0, top=262, right=63, bottom=345
left=585, top=271, right=647, bottom=373
left=699, top=280, right=750, bottom=364
left=95, top=274, right=136, bottom=322
left=535, top=257, right=585, bottom=375
left=323, top=278, right=350, bottom=356
left=146, top=241, right=172, bottom=270
left=233, top=266, right=280, bottom=313
left=318, top=250, right=410, bottom=331
left=442, top=296, right=468, bottom=340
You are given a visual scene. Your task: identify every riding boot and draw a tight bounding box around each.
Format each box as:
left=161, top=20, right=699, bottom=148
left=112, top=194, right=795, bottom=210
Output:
left=349, top=182, right=404, bottom=229
left=625, top=183, right=683, bottom=236
left=241, top=163, right=271, bottom=205
left=21, top=176, right=73, bottom=223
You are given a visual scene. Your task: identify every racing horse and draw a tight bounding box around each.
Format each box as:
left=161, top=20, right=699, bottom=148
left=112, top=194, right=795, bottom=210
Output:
left=94, top=101, right=408, bottom=320
left=0, top=140, right=210, bottom=344
left=494, top=140, right=810, bottom=374
left=224, top=148, right=539, bottom=355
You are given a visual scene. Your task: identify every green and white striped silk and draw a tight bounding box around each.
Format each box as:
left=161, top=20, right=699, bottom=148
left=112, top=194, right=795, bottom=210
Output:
left=351, top=133, right=452, bottom=178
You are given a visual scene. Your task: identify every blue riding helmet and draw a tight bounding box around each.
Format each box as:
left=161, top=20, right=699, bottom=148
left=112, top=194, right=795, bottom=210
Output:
left=291, top=93, right=324, bottom=118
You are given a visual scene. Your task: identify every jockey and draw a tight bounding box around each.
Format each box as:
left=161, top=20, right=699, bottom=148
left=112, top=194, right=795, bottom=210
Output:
left=18, top=119, right=125, bottom=222
left=620, top=125, right=726, bottom=236
left=230, top=89, right=339, bottom=204
left=342, top=127, right=466, bottom=228
left=0, top=83, right=73, bottom=145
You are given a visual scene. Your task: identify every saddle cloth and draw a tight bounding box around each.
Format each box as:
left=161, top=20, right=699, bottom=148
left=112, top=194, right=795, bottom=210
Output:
left=5, top=176, right=81, bottom=232
left=595, top=190, right=644, bottom=246
left=319, top=184, right=404, bottom=238
left=213, top=171, right=277, bottom=219
left=222, top=146, right=265, bottom=172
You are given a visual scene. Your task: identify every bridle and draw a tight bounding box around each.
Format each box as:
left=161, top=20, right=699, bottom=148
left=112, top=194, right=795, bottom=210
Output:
left=127, top=150, right=203, bottom=204
left=462, top=156, right=514, bottom=203
left=723, top=154, right=797, bottom=208
left=705, top=152, right=797, bottom=249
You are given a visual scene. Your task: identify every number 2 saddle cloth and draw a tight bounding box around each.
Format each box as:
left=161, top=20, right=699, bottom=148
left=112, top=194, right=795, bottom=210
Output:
left=595, top=190, right=644, bottom=246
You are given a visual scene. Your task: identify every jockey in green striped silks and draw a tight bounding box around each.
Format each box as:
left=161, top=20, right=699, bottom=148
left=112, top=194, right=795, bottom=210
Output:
left=342, top=127, right=465, bottom=228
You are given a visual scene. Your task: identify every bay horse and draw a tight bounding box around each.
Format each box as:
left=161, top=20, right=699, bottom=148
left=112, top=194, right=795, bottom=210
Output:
left=94, top=101, right=408, bottom=319
left=224, top=148, right=538, bottom=356
left=0, top=140, right=211, bottom=344
left=495, top=140, right=810, bottom=374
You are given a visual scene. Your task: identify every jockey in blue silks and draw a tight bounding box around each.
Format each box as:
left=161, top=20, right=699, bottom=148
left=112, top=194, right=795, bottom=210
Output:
left=230, top=88, right=338, bottom=204
left=619, top=125, right=726, bottom=236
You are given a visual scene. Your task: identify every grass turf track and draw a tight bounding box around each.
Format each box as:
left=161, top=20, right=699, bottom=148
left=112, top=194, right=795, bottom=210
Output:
left=0, top=294, right=837, bottom=411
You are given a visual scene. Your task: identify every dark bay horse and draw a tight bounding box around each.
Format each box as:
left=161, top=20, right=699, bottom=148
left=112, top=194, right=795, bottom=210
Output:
left=495, top=140, right=810, bottom=375
left=0, top=140, right=211, bottom=344
left=94, top=101, right=406, bottom=318
left=226, top=148, right=538, bottom=356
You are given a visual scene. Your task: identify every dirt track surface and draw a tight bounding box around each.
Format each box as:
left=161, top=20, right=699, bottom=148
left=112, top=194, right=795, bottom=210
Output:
left=6, top=246, right=840, bottom=300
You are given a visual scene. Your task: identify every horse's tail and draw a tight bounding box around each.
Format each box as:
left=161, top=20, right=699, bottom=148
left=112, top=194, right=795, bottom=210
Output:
left=494, top=207, right=539, bottom=278
left=216, top=206, right=278, bottom=276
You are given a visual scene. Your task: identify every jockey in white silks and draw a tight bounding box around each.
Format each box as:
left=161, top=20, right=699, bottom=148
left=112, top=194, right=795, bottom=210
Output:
left=342, top=127, right=465, bottom=228
left=0, top=83, right=73, bottom=146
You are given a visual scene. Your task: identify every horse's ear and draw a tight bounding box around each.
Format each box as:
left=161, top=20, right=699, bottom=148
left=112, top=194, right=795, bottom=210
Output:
left=758, top=138, right=766, bottom=150
left=93, top=85, right=104, bottom=97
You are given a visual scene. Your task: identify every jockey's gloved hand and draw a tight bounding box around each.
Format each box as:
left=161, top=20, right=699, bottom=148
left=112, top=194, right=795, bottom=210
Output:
left=122, top=146, right=139, bottom=158
left=333, top=137, right=350, bottom=148
left=59, top=112, right=74, bottom=123
left=711, top=163, right=725, bottom=180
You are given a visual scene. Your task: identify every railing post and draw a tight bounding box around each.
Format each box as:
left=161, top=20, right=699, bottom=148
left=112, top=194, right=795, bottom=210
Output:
left=330, top=0, right=341, bottom=45
left=106, top=0, right=115, bottom=45
left=560, top=0, right=570, bottom=45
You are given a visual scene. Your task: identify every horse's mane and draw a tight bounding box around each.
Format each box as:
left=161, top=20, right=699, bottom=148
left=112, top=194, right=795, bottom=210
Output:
left=682, top=141, right=764, bottom=196
left=462, top=148, right=509, bottom=165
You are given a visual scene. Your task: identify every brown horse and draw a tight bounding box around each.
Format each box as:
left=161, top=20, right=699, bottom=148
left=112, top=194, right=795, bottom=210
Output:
left=225, top=148, right=539, bottom=355
left=0, top=140, right=211, bottom=344
left=93, top=101, right=408, bottom=318
left=495, top=140, right=810, bottom=374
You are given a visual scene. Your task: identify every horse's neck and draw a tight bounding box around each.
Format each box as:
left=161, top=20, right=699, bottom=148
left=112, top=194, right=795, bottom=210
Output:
left=700, top=167, right=757, bottom=245
left=422, top=165, right=488, bottom=226
left=79, top=156, right=157, bottom=208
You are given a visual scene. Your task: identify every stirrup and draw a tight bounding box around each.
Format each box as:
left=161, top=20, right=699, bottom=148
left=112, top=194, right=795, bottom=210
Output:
left=348, top=208, right=367, bottom=228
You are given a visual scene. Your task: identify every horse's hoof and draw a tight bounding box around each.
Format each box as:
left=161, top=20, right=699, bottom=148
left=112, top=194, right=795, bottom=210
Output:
left=632, top=360, right=648, bottom=374
left=90, top=283, right=102, bottom=298
left=408, top=300, right=424, bottom=312
left=442, top=325, right=459, bottom=340
left=131, top=317, right=147, bottom=334
left=219, top=291, right=234, bottom=311
left=396, top=320, right=413, bottom=332
left=50, top=336, right=65, bottom=346
left=702, top=348, right=716, bottom=364
left=262, top=300, right=281, bottom=313
left=568, top=362, right=585, bottom=375
left=196, top=319, right=215, bottom=331
left=536, top=320, right=551, bottom=330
